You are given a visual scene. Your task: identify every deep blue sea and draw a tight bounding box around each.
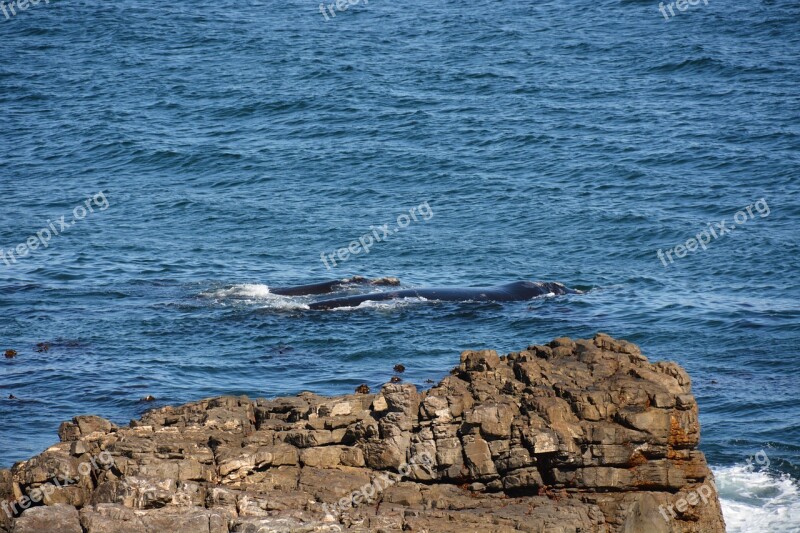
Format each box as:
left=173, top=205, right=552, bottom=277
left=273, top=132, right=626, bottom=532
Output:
left=1, top=0, right=798, bottom=530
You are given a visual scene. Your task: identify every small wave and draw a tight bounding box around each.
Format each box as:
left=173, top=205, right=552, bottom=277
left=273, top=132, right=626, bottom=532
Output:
left=715, top=464, right=800, bottom=533
left=648, top=57, right=727, bottom=75
left=200, top=284, right=310, bottom=311
left=331, top=297, right=429, bottom=312
left=202, top=284, right=273, bottom=300
left=257, top=299, right=310, bottom=312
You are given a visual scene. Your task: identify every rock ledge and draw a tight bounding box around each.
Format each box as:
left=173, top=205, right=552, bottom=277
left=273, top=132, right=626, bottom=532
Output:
left=1, top=334, right=725, bottom=532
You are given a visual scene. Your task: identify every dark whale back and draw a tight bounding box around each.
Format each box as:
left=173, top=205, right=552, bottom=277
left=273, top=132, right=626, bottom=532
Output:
left=501, top=281, right=573, bottom=298
left=308, top=280, right=575, bottom=310
left=271, top=279, right=350, bottom=296
left=272, top=276, right=400, bottom=296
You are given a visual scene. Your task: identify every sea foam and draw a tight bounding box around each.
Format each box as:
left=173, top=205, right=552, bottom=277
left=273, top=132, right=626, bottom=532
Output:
left=201, top=284, right=309, bottom=310
left=715, top=464, right=800, bottom=533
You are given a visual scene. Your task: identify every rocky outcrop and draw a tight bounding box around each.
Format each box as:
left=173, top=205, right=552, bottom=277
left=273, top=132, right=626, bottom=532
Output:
left=0, top=334, right=726, bottom=532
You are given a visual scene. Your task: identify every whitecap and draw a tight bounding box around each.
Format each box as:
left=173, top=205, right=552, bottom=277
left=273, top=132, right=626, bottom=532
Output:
left=200, top=284, right=309, bottom=310
left=330, top=296, right=429, bottom=311
left=714, top=464, right=800, bottom=533
left=201, top=283, right=273, bottom=301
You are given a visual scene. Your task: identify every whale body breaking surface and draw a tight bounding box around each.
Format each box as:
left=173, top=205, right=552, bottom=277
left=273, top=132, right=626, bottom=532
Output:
left=307, top=280, right=578, bottom=310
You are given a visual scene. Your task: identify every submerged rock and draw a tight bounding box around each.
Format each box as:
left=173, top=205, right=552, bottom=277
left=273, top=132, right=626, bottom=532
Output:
left=0, top=334, right=725, bottom=532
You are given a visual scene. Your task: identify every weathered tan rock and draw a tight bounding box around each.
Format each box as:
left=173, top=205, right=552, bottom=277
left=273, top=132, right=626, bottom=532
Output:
left=10, top=504, right=81, bottom=533
left=0, top=335, right=725, bottom=533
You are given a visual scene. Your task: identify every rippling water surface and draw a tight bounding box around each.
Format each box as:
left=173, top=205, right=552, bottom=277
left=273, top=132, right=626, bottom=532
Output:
left=1, top=0, right=798, bottom=530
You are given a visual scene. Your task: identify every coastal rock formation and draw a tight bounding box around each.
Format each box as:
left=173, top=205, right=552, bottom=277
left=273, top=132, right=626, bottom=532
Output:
left=0, top=334, right=726, bottom=532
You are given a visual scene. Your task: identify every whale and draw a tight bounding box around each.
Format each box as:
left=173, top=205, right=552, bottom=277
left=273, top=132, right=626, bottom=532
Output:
left=308, top=281, right=577, bottom=310
left=271, top=276, right=400, bottom=296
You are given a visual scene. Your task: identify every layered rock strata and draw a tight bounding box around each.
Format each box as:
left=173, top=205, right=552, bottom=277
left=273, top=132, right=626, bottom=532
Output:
left=0, top=334, right=726, bottom=532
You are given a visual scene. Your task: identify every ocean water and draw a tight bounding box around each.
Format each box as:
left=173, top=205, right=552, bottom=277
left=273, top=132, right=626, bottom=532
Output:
left=1, top=0, right=798, bottom=530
